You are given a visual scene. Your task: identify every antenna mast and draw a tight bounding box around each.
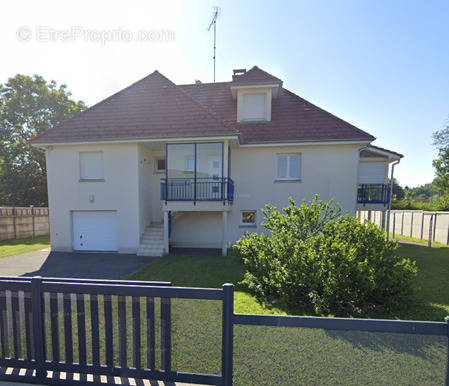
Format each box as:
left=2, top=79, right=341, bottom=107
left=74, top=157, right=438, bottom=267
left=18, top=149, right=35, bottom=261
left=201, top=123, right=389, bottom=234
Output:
left=207, top=6, right=220, bottom=82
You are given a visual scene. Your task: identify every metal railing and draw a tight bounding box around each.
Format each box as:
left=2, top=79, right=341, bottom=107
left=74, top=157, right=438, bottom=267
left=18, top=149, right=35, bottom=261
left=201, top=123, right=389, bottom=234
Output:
left=0, top=278, right=447, bottom=385
left=161, top=177, right=234, bottom=203
left=357, top=183, right=390, bottom=205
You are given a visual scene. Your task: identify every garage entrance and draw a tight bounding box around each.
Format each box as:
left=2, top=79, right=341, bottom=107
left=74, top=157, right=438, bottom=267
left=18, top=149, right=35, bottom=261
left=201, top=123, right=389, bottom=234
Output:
left=72, top=211, right=118, bottom=251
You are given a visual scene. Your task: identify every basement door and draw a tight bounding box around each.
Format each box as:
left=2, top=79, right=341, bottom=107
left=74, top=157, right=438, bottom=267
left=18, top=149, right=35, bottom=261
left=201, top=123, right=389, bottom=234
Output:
left=72, top=211, right=118, bottom=251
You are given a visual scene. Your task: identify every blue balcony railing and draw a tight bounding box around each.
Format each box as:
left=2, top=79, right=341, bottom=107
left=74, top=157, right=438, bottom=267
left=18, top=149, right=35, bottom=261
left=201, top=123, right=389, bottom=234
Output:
left=357, top=184, right=390, bottom=205
left=161, top=177, right=234, bottom=203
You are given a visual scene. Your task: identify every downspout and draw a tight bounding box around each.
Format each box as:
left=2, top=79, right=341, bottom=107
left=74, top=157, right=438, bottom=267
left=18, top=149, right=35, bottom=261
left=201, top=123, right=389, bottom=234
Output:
left=355, top=146, right=369, bottom=214
left=386, top=159, right=400, bottom=241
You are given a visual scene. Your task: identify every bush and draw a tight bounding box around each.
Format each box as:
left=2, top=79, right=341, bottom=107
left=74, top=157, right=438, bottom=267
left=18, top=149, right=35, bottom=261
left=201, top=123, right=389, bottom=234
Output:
left=234, top=196, right=417, bottom=315
left=392, top=197, right=449, bottom=211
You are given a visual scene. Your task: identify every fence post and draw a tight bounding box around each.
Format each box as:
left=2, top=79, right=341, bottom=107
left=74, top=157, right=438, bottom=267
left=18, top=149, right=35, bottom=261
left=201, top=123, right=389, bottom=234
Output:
left=392, top=212, right=396, bottom=240
left=222, top=283, right=234, bottom=386
left=31, top=277, right=46, bottom=380
left=401, top=211, right=404, bottom=236
left=160, top=297, right=171, bottom=372
left=433, top=213, right=438, bottom=242
left=12, top=208, right=17, bottom=239
left=420, top=212, right=425, bottom=240
left=31, top=206, right=35, bottom=238
left=428, top=215, right=433, bottom=248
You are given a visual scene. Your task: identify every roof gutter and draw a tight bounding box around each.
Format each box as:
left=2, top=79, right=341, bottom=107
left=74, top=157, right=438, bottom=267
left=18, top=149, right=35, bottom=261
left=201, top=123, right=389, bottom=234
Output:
left=31, top=135, right=240, bottom=148
left=386, top=158, right=400, bottom=241
left=354, top=145, right=369, bottom=213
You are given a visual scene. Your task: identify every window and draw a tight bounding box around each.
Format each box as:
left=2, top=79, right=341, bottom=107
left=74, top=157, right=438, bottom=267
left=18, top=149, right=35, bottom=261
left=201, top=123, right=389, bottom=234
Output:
left=185, top=156, right=195, bottom=172
left=241, top=93, right=267, bottom=121
left=155, top=158, right=166, bottom=173
left=80, top=151, right=104, bottom=180
left=277, top=154, right=300, bottom=180
left=241, top=210, right=256, bottom=226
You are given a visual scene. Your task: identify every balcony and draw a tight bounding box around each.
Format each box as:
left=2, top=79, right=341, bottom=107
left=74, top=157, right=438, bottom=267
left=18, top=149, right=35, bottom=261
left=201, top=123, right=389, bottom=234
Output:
left=357, top=184, right=390, bottom=205
left=161, top=177, right=234, bottom=203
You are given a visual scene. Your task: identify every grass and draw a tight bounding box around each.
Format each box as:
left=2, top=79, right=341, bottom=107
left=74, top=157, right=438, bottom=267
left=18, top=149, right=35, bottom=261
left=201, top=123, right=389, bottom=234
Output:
left=0, top=235, right=50, bottom=258
left=127, top=245, right=449, bottom=384
left=9, top=244, right=444, bottom=384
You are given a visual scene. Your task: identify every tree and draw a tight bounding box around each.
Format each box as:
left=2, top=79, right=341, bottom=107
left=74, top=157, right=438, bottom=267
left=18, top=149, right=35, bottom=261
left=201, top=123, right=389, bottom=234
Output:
left=433, top=123, right=449, bottom=194
left=432, top=148, right=449, bottom=194
left=0, top=74, right=86, bottom=206
left=390, top=178, right=405, bottom=200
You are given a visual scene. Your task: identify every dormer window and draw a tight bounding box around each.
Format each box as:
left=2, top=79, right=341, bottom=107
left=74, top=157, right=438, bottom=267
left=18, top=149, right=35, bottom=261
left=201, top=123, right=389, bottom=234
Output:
left=241, top=93, right=267, bottom=121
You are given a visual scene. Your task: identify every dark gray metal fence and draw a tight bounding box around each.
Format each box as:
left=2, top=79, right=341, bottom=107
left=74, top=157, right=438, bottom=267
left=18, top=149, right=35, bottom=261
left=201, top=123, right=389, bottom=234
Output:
left=0, top=277, right=447, bottom=385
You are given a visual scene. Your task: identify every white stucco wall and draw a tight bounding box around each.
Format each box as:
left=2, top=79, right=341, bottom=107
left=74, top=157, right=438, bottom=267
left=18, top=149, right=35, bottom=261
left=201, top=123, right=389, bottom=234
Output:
left=137, top=145, right=154, bottom=235
left=171, top=212, right=222, bottom=248
left=46, top=141, right=361, bottom=252
left=147, top=150, right=164, bottom=223
left=169, top=143, right=360, bottom=248
left=46, top=143, right=140, bottom=253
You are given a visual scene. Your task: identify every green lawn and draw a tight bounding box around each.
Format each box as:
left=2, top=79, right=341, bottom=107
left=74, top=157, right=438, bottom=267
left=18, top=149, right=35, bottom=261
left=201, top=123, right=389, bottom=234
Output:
left=0, top=235, right=50, bottom=258
left=128, top=245, right=449, bottom=384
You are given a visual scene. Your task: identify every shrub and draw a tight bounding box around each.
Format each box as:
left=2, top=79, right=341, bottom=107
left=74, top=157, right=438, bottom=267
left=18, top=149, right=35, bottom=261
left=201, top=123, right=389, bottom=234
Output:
left=392, top=197, right=449, bottom=211
left=234, top=196, right=417, bottom=315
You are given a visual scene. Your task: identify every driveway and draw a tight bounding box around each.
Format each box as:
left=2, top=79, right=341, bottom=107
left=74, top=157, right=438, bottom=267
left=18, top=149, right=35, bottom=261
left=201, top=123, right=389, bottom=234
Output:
left=0, top=249, right=156, bottom=278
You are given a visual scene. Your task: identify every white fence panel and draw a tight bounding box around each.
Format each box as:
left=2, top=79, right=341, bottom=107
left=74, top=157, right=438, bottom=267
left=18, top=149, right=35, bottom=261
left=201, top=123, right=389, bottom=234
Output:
left=357, top=210, right=449, bottom=245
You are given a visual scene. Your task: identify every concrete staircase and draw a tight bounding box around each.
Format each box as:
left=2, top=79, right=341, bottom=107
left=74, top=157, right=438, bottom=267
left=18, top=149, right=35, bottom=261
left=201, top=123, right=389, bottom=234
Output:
left=137, top=223, right=165, bottom=257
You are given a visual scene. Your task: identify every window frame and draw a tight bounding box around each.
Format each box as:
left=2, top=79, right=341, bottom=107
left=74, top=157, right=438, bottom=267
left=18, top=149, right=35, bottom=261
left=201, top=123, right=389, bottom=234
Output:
left=79, top=151, right=104, bottom=182
left=240, top=210, right=257, bottom=227
left=154, top=157, right=166, bottom=173
left=184, top=156, right=195, bottom=173
left=276, top=153, right=301, bottom=181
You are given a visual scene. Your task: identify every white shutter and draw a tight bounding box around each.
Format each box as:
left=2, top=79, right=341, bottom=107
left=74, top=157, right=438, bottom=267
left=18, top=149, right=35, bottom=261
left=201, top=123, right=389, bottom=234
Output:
left=241, top=94, right=266, bottom=120
left=80, top=152, right=104, bottom=180
left=358, top=161, right=387, bottom=184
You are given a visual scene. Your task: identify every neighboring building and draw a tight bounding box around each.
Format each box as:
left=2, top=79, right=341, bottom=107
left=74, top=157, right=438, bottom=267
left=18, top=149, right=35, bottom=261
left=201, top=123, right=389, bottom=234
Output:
left=31, top=66, right=402, bottom=256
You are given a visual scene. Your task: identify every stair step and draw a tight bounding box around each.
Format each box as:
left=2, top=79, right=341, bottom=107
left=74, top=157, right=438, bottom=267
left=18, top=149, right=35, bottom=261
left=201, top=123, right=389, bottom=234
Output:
left=140, top=244, right=164, bottom=249
left=137, top=252, right=163, bottom=257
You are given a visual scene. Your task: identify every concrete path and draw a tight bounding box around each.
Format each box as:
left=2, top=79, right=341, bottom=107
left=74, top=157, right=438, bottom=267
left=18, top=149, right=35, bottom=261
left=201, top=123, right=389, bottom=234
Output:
left=0, top=249, right=156, bottom=279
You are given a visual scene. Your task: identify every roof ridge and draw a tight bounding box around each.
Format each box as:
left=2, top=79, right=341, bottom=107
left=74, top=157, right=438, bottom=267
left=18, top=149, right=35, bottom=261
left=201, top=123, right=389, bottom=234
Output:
left=281, top=88, right=376, bottom=141
left=248, top=65, right=282, bottom=82
left=178, top=81, right=232, bottom=87
left=232, top=66, right=283, bottom=83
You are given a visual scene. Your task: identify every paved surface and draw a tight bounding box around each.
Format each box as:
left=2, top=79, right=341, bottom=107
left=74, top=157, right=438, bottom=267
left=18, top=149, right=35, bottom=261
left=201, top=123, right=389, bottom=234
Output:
left=397, top=240, right=434, bottom=248
left=0, top=249, right=156, bottom=279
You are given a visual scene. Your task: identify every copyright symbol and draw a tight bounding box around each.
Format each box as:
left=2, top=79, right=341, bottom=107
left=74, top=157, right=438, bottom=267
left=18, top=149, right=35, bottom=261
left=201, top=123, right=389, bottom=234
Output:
left=16, top=26, right=32, bottom=42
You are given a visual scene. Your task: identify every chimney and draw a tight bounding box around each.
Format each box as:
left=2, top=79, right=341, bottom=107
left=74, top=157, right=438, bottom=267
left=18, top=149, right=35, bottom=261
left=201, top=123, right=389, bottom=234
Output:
left=232, top=68, right=246, bottom=81
left=233, top=69, right=246, bottom=76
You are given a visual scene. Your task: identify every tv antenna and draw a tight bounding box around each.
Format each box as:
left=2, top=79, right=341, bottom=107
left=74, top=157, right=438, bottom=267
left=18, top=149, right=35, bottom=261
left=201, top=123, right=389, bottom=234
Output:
left=207, top=6, right=220, bottom=82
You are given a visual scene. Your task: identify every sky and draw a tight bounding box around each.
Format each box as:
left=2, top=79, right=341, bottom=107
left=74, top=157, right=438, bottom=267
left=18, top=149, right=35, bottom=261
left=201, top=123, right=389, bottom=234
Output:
left=1, top=0, right=448, bottom=187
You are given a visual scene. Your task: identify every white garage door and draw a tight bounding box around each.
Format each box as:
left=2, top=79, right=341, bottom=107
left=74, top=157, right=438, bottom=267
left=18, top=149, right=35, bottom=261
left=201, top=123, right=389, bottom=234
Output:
left=72, top=211, right=118, bottom=251
left=358, top=161, right=387, bottom=184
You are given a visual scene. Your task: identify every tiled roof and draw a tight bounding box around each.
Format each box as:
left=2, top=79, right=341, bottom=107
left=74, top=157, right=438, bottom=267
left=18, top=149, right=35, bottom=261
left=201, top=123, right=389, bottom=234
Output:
left=32, top=67, right=375, bottom=145
left=32, top=71, right=236, bottom=144
left=231, top=66, right=282, bottom=85
left=368, top=145, right=403, bottom=158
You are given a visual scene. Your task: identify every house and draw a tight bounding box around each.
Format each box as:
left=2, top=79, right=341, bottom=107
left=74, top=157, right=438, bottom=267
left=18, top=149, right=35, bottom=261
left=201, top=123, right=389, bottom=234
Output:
left=31, top=66, right=402, bottom=256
